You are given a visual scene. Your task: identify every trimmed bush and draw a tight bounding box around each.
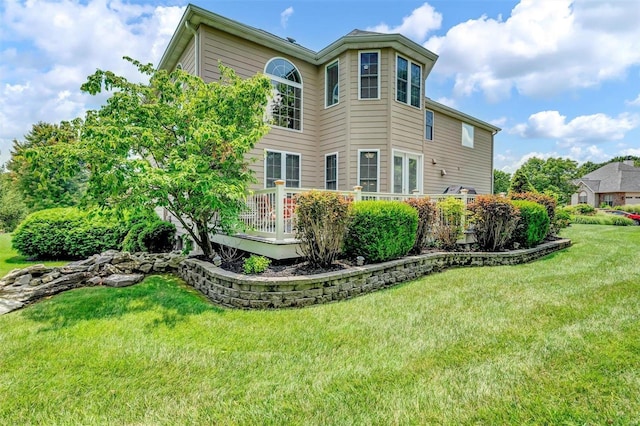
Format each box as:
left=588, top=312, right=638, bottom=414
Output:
left=404, top=197, right=437, bottom=254
left=344, top=201, right=417, bottom=263
left=12, top=208, right=126, bottom=259
left=511, top=200, right=550, bottom=248
left=122, top=217, right=176, bottom=253
left=468, top=195, right=520, bottom=251
left=554, top=207, right=572, bottom=230
left=243, top=255, right=271, bottom=274
left=572, top=214, right=635, bottom=226
left=574, top=203, right=596, bottom=215
left=433, top=197, right=465, bottom=251
left=510, top=192, right=556, bottom=235
left=295, top=191, right=351, bottom=268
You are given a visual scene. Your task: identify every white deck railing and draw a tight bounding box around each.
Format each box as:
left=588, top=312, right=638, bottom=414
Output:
left=239, top=180, right=477, bottom=241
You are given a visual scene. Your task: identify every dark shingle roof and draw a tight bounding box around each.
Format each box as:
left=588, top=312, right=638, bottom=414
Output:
left=577, top=162, right=640, bottom=193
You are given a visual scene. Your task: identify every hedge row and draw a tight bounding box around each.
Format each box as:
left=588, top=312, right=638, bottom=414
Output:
left=12, top=208, right=176, bottom=260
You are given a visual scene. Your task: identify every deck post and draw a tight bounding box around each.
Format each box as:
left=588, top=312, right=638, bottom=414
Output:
left=274, top=180, right=285, bottom=241
left=460, top=188, right=469, bottom=230
left=353, top=186, right=363, bottom=202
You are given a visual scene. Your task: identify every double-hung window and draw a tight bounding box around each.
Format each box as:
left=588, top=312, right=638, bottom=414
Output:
left=358, top=150, right=379, bottom=192
left=359, top=51, right=379, bottom=99
left=325, top=61, right=339, bottom=107
left=265, top=58, right=302, bottom=131
left=425, top=110, right=434, bottom=141
left=325, top=153, right=337, bottom=190
left=265, top=150, right=300, bottom=188
left=396, top=55, right=421, bottom=108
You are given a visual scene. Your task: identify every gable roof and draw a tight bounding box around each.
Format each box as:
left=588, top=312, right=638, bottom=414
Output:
left=158, top=4, right=438, bottom=73
left=576, top=162, right=640, bottom=193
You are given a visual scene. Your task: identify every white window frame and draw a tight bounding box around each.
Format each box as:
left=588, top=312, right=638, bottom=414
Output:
left=395, top=54, right=422, bottom=109
left=392, top=149, right=423, bottom=195
left=264, top=57, right=304, bottom=133
left=357, top=149, right=380, bottom=192
left=325, top=60, right=340, bottom=108
left=425, top=109, right=434, bottom=141
left=264, top=149, right=302, bottom=188
left=325, top=152, right=339, bottom=190
left=358, top=50, right=381, bottom=101
left=462, top=123, right=474, bottom=148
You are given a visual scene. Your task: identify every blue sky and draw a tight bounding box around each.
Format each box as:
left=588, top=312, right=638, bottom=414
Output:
left=1, top=0, right=639, bottom=172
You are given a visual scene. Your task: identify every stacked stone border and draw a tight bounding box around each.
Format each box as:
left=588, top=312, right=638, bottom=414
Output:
left=177, top=239, right=572, bottom=309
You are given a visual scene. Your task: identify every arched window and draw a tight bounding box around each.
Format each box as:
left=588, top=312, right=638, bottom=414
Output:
left=265, top=58, right=302, bottom=131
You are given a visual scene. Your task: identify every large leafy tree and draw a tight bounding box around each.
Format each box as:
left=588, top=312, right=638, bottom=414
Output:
left=79, top=57, right=272, bottom=258
left=510, top=157, right=578, bottom=204
left=0, top=169, right=28, bottom=231
left=493, top=169, right=511, bottom=194
left=7, top=120, right=86, bottom=210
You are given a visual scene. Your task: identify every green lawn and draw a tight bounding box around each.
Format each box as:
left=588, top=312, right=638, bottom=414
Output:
left=0, top=233, right=67, bottom=277
left=1, top=225, right=639, bottom=424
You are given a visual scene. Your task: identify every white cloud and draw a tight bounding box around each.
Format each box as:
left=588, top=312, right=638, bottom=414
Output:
left=0, top=0, right=184, bottom=165
left=280, top=6, right=294, bottom=29
left=367, top=2, right=442, bottom=42
left=424, top=0, right=640, bottom=100
left=489, top=117, right=508, bottom=127
left=620, top=148, right=640, bottom=156
left=434, top=96, right=456, bottom=108
left=510, top=110, right=639, bottom=144
left=626, top=94, right=640, bottom=106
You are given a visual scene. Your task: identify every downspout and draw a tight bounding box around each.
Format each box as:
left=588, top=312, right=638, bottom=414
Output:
left=185, top=20, right=199, bottom=77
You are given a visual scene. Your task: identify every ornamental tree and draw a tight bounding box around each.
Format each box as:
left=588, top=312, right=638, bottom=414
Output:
left=79, top=57, right=272, bottom=258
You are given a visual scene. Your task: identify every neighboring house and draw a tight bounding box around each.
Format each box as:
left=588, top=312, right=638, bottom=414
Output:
left=158, top=4, right=500, bottom=196
left=571, top=160, right=640, bottom=207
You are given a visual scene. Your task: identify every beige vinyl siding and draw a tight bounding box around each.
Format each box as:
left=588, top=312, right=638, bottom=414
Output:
left=318, top=53, right=348, bottom=189
left=199, top=25, right=319, bottom=189
left=424, top=112, right=493, bottom=194
left=348, top=49, right=390, bottom=192
left=176, top=37, right=196, bottom=74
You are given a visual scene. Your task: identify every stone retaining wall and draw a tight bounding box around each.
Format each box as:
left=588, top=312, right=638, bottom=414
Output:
left=177, top=239, right=572, bottom=309
left=0, top=251, right=185, bottom=315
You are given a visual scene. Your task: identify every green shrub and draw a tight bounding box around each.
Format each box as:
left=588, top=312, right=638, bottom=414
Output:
left=344, top=201, right=417, bottom=263
left=295, top=191, right=351, bottom=268
left=511, top=200, right=550, bottom=248
left=404, top=197, right=437, bottom=254
left=468, top=195, right=520, bottom=251
left=554, top=207, right=572, bottom=230
left=433, top=197, right=465, bottom=250
left=243, top=255, right=271, bottom=274
left=122, top=218, right=176, bottom=253
left=574, top=203, right=596, bottom=215
left=122, top=222, right=148, bottom=253
left=610, top=216, right=635, bottom=226
left=510, top=192, right=556, bottom=236
left=12, top=208, right=126, bottom=259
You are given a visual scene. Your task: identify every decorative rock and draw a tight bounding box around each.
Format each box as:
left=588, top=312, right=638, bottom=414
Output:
left=111, top=252, right=132, bottom=265
left=103, top=274, right=144, bottom=288
left=153, top=260, right=169, bottom=272
left=60, top=265, right=90, bottom=273
left=356, top=256, right=365, bottom=266
left=213, top=256, right=222, bottom=267
left=138, top=263, right=153, bottom=274
left=95, top=254, right=114, bottom=266
left=0, top=299, right=24, bottom=315
left=87, top=276, right=103, bottom=286
left=14, top=274, right=33, bottom=287
left=25, top=264, right=53, bottom=276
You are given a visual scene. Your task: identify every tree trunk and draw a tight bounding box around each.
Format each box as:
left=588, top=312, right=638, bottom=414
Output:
left=196, top=220, right=215, bottom=259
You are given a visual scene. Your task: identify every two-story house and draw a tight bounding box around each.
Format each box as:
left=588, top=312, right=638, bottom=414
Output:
left=158, top=4, right=500, bottom=196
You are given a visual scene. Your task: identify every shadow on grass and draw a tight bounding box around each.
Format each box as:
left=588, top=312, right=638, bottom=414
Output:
left=4, top=255, right=30, bottom=264
left=22, top=275, right=223, bottom=332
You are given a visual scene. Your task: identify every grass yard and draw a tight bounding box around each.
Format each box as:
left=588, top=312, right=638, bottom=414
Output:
left=1, top=225, right=639, bottom=424
left=0, top=233, right=67, bottom=277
